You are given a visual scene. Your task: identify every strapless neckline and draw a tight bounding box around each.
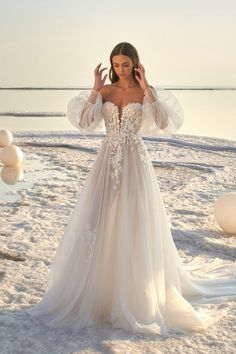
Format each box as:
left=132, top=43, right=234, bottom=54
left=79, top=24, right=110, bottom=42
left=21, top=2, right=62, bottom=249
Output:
left=103, top=101, right=143, bottom=111
left=103, top=101, right=143, bottom=127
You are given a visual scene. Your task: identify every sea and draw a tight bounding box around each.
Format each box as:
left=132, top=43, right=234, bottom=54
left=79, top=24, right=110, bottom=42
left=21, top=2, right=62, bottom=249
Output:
left=0, top=86, right=235, bottom=141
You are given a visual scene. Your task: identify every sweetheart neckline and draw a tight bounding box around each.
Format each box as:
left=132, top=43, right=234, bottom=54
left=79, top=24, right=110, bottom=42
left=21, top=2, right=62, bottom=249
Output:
left=103, top=101, right=143, bottom=111
left=103, top=101, right=143, bottom=131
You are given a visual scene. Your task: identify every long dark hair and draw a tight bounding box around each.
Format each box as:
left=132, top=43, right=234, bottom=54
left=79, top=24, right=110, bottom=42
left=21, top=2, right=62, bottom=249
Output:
left=109, top=42, right=140, bottom=84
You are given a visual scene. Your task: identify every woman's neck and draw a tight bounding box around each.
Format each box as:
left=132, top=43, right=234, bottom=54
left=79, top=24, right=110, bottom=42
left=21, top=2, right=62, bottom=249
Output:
left=115, top=78, right=138, bottom=89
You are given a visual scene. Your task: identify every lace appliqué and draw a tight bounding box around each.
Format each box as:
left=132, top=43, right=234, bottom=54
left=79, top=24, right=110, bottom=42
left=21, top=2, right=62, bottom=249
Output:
left=103, top=102, right=150, bottom=190
left=104, top=135, right=150, bottom=189
left=83, top=223, right=97, bottom=260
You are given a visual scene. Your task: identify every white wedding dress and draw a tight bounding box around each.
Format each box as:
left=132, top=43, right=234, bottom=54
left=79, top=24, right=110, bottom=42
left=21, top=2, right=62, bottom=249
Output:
left=26, top=87, right=236, bottom=335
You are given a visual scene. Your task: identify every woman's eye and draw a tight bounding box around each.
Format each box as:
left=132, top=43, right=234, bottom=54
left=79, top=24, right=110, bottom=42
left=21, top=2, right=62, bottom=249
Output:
left=114, top=65, right=129, bottom=68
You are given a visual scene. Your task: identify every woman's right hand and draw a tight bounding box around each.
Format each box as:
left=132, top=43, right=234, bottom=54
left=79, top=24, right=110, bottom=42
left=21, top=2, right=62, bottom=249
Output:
left=93, top=63, right=108, bottom=90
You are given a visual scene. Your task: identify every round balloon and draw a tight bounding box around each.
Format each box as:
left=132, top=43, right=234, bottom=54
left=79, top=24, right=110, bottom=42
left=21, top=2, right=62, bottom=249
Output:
left=0, top=129, right=13, bottom=147
left=0, top=144, right=24, bottom=166
left=214, top=192, right=236, bottom=235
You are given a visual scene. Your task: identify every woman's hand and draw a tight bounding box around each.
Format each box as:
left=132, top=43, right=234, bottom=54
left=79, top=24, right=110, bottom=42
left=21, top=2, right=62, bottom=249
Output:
left=93, top=63, right=108, bottom=90
left=134, top=63, right=150, bottom=91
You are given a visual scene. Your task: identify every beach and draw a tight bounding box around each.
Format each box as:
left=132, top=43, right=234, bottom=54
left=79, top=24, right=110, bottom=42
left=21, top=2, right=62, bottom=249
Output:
left=0, top=131, right=235, bottom=354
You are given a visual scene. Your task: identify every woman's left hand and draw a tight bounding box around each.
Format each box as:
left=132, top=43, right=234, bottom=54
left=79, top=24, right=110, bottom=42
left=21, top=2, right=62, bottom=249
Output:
left=134, top=63, right=150, bottom=91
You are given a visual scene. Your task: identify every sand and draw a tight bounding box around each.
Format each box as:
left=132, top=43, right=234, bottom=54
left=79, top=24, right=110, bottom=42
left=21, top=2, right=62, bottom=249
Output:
left=0, top=131, right=235, bottom=354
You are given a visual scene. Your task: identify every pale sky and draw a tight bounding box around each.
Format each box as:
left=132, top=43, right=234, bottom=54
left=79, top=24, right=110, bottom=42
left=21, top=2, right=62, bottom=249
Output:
left=0, top=0, right=236, bottom=87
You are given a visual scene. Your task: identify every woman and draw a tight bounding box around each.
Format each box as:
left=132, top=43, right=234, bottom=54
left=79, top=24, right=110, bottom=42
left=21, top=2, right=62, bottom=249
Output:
left=27, top=42, right=236, bottom=335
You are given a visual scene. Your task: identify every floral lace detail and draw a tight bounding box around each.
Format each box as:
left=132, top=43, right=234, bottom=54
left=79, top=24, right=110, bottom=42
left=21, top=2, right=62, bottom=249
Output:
left=102, top=102, right=150, bottom=189
left=83, top=223, right=97, bottom=260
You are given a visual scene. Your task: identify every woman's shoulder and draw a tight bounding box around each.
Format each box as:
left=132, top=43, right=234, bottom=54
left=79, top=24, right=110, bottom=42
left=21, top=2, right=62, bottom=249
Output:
left=100, top=84, right=114, bottom=93
left=99, top=84, right=115, bottom=101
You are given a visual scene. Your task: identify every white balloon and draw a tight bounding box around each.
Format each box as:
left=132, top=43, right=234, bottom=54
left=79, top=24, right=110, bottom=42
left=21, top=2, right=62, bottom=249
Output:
left=1, top=165, right=24, bottom=185
left=0, top=144, right=24, bottom=166
left=214, top=192, right=236, bottom=235
left=0, top=129, right=13, bottom=147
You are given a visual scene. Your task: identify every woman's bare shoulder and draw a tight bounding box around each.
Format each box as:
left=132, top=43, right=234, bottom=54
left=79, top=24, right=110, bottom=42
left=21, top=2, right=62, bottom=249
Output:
left=100, top=84, right=113, bottom=93
left=99, top=84, right=114, bottom=100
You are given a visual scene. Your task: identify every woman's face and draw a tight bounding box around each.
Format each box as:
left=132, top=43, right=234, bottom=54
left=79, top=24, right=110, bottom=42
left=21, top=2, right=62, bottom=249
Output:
left=112, top=54, right=134, bottom=79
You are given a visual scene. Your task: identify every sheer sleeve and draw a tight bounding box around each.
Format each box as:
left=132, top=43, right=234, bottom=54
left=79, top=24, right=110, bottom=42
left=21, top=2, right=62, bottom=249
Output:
left=139, top=86, right=184, bottom=136
left=67, top=90, right=105, bottom=134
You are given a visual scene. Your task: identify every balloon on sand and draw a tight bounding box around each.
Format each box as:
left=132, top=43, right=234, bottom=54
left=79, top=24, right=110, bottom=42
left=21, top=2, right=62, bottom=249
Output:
left=0, top=129, right=13, bottom=147
left=0, top=129, right=24, bottom=185
left=214, top=192, right=236, bottom=235
left=0, top=144, right=24, bottom=167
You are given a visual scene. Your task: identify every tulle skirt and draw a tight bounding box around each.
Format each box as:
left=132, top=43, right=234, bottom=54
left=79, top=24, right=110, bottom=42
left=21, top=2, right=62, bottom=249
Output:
left=26, top=137, right=236, bottom=335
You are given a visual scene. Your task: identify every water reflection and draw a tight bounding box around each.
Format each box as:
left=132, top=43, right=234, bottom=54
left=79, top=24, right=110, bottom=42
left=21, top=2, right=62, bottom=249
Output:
left=1, top=165, right=24, bottom=185
left=0, top=154, right=44, bottom=205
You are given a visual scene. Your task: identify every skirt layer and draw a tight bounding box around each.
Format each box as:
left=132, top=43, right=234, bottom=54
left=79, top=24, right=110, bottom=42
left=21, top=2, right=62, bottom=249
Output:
left=26, top=139, right=236, bottom=334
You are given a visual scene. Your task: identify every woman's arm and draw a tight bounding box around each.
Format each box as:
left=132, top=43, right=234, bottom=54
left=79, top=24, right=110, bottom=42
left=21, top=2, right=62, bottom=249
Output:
left=79, top=89, right=100, bottom=128
left=143, top=86, right=168, bottom=129
left=140, top=85, right=184, bottom=135
left=67, top=90, right=104, bottom=133
left=67, top=63, right=108, bottom=131
left=134, top=63, right=168, bottom=129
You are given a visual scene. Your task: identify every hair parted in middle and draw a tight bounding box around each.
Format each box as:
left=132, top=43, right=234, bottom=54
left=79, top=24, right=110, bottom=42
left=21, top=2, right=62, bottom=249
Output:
left=109, top=42, right=140, bottom=84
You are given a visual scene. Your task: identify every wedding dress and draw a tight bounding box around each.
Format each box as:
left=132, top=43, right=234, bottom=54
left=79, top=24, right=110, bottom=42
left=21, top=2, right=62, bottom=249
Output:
left=26, top=87, right=236, bottom=335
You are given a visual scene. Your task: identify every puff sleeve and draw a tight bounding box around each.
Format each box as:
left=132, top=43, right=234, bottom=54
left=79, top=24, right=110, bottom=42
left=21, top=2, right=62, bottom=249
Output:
left=139, top=86, right=184, bottom=136
left=67, top=90, right=105, bottom=134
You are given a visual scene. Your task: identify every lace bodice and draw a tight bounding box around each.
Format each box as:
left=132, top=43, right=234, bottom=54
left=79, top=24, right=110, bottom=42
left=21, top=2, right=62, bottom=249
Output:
left=102, top=101, right=143, bottom=137
left=101, top=101, right=149, bottom=189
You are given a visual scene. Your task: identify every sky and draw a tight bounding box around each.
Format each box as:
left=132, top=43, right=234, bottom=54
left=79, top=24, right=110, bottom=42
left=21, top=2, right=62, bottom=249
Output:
left=0, top=0, right=236, bottom=87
